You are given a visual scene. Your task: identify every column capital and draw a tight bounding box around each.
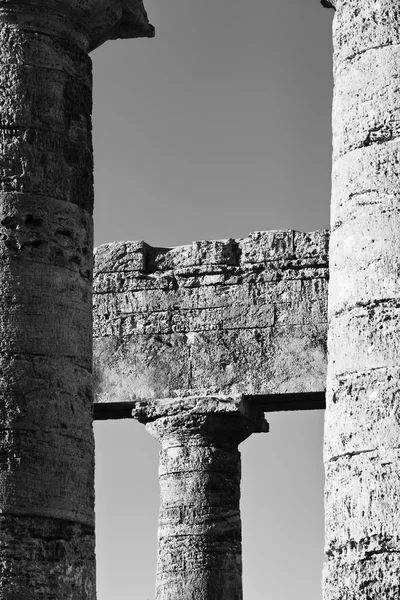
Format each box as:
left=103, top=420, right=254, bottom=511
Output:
left=132, top=395, right=268, bottom=449
left=137, top=396, right=268, bottom=599
left=0, top=0, right=154, bottom=52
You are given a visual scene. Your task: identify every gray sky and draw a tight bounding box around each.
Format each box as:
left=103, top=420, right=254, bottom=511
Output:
left=92, top=1, right=334, bottom=598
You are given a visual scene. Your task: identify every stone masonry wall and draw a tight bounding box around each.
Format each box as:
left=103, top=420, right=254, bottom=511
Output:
left=93, top=229, right=329, bottom=404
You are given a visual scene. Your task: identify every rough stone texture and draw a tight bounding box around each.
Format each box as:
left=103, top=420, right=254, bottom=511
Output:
left=134, top=396, right=267, bottom=600
left=0, top=0, right=154, bottom=52
left=93, top=229, right=328, bottom=403
left=0, top=1, right=153, bottom=598
left=324, top=2, right=400, bottom=598
left=0, top=517, right=96, bottom=600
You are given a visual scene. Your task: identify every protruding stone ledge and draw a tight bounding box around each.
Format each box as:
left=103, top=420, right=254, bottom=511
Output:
left=93, top=391, right=326, bottom=420
left=0, top=0, right=154, bottom=51
left=94, top=229, right=329, bottom=275
left=131, top=394, right=268, bottom=431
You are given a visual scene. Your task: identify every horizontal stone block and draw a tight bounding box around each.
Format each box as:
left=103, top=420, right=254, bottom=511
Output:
left=93, top=231, right=328, bottom=404
left=94, top=326, right=326, bottom=402
left=94, top=282, right=327, bottom=333
left=238, top=230, right=294, bottom=263
left=94, top=240, right=147, bottom=273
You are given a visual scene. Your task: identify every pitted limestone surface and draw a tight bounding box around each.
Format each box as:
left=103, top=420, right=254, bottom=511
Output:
left=0, top=1, right=153, bottom=597
left=324, top=2, right=400, bottom=598
left=93, top=229, right=328, bottom=404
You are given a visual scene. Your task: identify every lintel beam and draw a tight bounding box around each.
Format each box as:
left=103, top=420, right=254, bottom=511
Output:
left=93, top=391, right=326, bottom=420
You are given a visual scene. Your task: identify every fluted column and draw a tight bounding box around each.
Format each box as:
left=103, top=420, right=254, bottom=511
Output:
left=133, top=397, right=267, bottom=600
left=0, top=1, right=153, bottom=597
left=323, top=1, right=400, bottom=598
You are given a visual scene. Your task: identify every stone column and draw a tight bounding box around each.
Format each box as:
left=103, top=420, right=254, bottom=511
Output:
left=133, top=396, right=267, bottom=600
left=323, top=1, right=400, bottom=598
left=0, top=2, right=153, bottom=598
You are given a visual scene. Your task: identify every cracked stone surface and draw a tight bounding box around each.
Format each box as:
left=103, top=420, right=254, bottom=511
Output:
left=324, top=1, right=400, bottom=598
left=93, top=229, right=328, bottom=403
left=0, top=1, right=152, bottom=597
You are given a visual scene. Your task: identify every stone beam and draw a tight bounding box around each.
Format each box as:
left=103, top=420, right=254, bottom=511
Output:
left=0, top=1, right=153, bottom=598
left=93, top=391, right=327, bottom=419
left=93, top=229, right=329, bottom=404
left=323, top=1, right=400, bottom=598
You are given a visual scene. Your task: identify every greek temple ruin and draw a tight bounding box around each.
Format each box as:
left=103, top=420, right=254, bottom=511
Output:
left=0, top=0, right=397, bottom=598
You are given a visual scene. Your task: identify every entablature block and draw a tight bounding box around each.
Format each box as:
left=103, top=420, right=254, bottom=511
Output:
left=93, top=230, right=329, bottom=410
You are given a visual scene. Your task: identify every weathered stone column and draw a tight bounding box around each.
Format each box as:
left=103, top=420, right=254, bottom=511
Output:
left=0, top=2, right=153, bottom=597
left=133, top=397, right=267, bottom=600
left=323, top=1, right=400, bottom=598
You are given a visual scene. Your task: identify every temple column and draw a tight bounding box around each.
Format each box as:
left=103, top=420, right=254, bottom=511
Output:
left=133, top=396, right=267, bottom=600
left=0, top=1, right=153, bottom=597
left=323, top=1, right=400, bottom=598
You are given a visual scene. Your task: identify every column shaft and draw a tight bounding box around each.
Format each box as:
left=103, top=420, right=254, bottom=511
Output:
left=0, top=1, right=154, bottom=597
left=325, top=2, right=400, bottom=598
left=0, top=11, right=95, bottom=599
left=139, top=399, right=268, bottom=600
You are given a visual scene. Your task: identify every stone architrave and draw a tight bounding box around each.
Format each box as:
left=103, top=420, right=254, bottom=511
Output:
left=0, top=1, right=153, bottom=598
left=323, top=1, right=400, bottom=597
left=93, top=230, right=329, bottom=402
left=132, top=395, right=268, bottom=600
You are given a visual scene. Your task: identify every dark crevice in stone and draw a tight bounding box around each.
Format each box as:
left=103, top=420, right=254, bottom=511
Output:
left=321, top=0, right=335, bottom=9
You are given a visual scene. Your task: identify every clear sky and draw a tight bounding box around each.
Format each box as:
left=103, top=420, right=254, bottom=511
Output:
left=92, top=1, right=334, bottom=598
